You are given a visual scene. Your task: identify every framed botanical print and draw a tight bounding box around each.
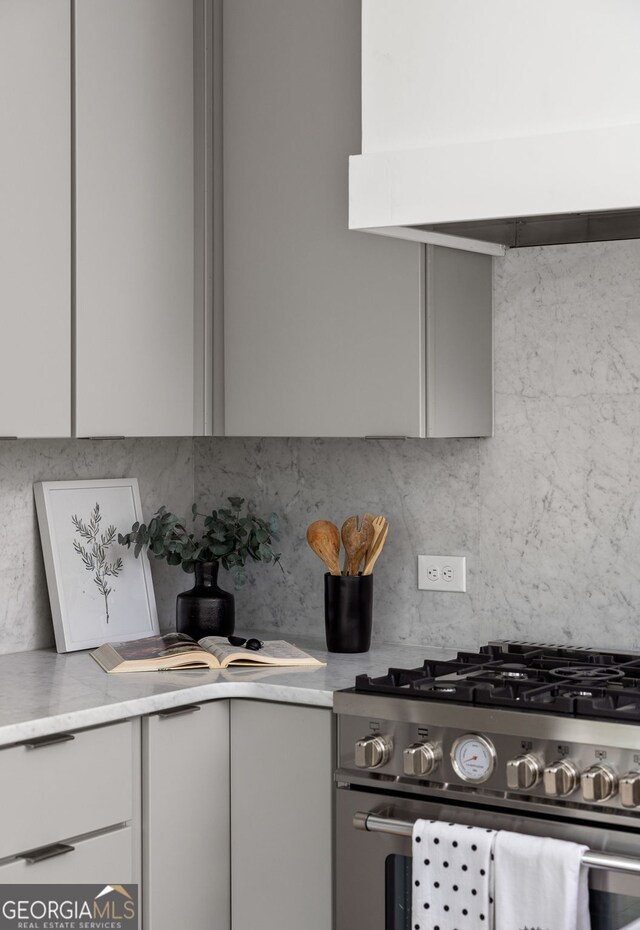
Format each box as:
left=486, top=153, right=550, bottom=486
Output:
left=34, top=478, right=159, bottom=653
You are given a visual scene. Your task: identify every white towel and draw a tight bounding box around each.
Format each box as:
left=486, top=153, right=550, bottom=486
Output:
left=494, top=831, right=590, bottom=930
left=411, top=820, right=497, bottom=930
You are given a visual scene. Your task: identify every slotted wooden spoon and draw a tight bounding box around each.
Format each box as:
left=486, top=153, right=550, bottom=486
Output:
left=306, top=520, right=341, bottom=576
left=341, top=515, right=374, bottom=576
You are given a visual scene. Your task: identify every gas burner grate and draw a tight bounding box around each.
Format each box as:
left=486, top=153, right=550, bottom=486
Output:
left=353, top=641, right=640, bottom=721
left=548, top=665, right=626, bottom=684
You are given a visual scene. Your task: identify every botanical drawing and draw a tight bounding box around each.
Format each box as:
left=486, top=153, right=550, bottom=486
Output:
left=71, top=503, right=123, bottom=623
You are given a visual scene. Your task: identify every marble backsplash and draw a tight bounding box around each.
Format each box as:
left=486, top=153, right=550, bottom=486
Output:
left=3, top=239, right=640, bottom=655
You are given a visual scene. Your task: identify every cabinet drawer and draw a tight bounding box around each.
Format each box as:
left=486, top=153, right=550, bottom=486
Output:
left=0, top=826, right=134, bottom=884
left=0, top=721, right=134, bottom=860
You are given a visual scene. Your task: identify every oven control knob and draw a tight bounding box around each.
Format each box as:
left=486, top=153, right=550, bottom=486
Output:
left=619, top=772, right=640, bottom=808
left=355, top=735, right=392, bottom=769
left=403, top=742, right=441, bottom=777
left=581, top=764, right=618, bottom=803
left=543, top=760, right=580, bottom=797
left=506, top=754, right=542, bottom=790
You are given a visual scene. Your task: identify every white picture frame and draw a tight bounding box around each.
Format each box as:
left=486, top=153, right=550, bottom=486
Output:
left=34, top=478, right=159, bottom=653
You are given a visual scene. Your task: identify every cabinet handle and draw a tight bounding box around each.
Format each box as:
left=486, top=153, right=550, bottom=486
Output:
left=157, top=704, right=201, bottom=718
left=364, top=435, right=407, bottom=441
left=0, top=436, right=18, bottom=440
left=18, top=843, right=75, bottom=864
left=23, top=733, right=75, bottom=750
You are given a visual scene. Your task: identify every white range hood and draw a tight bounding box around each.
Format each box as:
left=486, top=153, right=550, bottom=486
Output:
left=350, top=0, right=640, bottom=255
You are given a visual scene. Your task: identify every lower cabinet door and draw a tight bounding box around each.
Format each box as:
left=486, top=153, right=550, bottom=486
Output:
left=230, top=701, right=333, bottom=930
left=143, top=701, right=230, bottom=930
left=0, top=720, right=135, bottom=861
left=0, top=826, right=134, bottom=883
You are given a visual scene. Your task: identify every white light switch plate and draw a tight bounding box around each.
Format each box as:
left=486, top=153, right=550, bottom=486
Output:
left=418, top=555, right=466, bottom=592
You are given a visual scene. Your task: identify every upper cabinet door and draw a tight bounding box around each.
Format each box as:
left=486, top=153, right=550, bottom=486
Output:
left=222, top=0, right=425, bottom=438
left=221, top=0, right=492, bottom=438
left=0, top=1, right=71, bottom=437
left=75, top=0, right=199, bottom=437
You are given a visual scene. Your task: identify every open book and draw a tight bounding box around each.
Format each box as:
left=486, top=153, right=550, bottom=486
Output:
left=90, top=632, right=325, bottom=673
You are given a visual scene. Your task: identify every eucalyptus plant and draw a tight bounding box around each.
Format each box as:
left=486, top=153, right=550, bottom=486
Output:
left=118, top=497, right=281, bottom=588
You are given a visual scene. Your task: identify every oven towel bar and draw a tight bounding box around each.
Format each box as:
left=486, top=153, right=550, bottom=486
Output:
left=354, top=811, right=640, bottom=877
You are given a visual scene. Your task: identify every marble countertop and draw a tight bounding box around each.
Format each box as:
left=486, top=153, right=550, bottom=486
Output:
left=0, top=634, right=457, bottom=747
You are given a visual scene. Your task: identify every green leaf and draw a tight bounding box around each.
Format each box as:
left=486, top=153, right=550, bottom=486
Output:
left=229, top=564, right=247, bottom=588
left=228, top=496, right=244, bottom=511
left=209, top=542, right=232, bottom=557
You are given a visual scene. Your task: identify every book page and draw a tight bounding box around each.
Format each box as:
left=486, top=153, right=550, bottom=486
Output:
left=108, top=632, right=204, bottom=661
left=198, top=636, right=322, bottom=666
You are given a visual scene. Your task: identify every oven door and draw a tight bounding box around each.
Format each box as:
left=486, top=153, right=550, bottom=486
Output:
left=336, top=786, right=640, bottom=930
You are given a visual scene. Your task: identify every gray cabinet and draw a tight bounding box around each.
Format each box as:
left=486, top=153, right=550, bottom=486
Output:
left=0, top=828, right=135, bottom=884
left=0, top=698, right=330, bottom=927
left=220, top=0, right=493, bottom=438
left=230, top=701, right=333, bottom=930
left=0, top=0, right=71, bottom=438
left=143, top=702, right=230, bottom=930
left=75, top=0, right=204, bottom=437
left=1, top=0, right=207, bottom=439
left=0, top=720, right=140, bottom=884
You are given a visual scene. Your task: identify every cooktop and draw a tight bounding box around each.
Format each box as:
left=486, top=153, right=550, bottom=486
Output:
left=353, top=640, right=640, bottom=721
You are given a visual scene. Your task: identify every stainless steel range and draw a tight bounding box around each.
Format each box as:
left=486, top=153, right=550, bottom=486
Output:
left=334, top=641, right=640, bottom=930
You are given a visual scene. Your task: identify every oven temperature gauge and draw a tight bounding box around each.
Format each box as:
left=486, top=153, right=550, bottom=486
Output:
left=451, top=734, right=497, bottom=784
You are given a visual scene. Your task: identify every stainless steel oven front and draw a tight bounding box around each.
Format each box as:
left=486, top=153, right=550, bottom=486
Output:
left=334, top=692, right=640, bottom=930
left=336, top=786, right=640, bottom=930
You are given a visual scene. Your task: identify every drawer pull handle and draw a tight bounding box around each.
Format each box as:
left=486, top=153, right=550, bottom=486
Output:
left=23, top=733, right=75, bottom=749
left=157, top=704, right=201, bottom=718
left=18, top=843, right=75, bottom=864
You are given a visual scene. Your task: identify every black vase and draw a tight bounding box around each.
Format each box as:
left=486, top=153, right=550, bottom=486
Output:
left=176, top=562, right=235, bottom=639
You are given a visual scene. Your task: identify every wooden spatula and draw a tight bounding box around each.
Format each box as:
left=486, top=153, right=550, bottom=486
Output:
left=306, top=520, right=341, bottom=576
left=363, top=515, right=388, bottom=575
left=341, top=515, right=374, bottom=576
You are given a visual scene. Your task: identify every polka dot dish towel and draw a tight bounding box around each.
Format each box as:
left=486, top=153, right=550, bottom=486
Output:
left=411, top=820, right=496, bottom=930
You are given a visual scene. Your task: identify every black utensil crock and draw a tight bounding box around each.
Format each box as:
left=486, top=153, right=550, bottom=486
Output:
left=324, top=572, right=373, bottom=653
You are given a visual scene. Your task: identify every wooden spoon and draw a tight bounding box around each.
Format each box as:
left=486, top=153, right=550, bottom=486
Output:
left=341, top=515, right=374, bottom=576
left=363, top=516, right=388, bottom=575
left=306, top=520, right=341, bottom=576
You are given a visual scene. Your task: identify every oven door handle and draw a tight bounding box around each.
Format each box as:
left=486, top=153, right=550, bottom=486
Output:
left=354, top=811, right=640, bottom=876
